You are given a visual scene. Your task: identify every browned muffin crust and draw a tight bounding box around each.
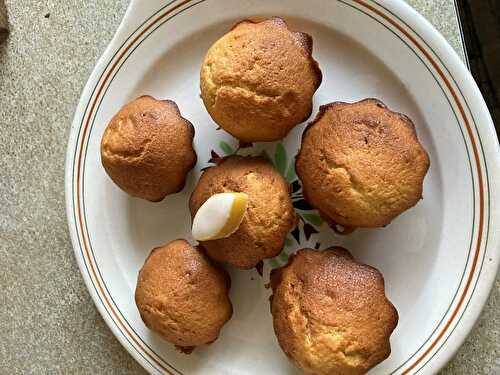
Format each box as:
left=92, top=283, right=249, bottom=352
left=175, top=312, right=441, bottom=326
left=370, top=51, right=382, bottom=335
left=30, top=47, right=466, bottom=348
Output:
left=189, top=155, right=297, bottom=269
left=101, top=95, right=197, bottom=201
left=270, top=247, right=398, bottom=375
left=200, top=17, right=322, bottom=142
left=135, top=239, right=232, bottom=350
left=296, top=98, right=430, bottom=228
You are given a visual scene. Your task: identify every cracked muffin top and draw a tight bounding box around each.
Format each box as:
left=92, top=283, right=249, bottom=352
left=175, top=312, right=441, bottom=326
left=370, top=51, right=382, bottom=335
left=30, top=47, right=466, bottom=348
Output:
left=270, top=247, right=398, bottom=375
left=200, top=17, right=322, bottom=142
left=100, top=95, right=197, bottom=201
left=189, top=155, right=297, bottom=269
left=135, top=239, right=232, bottom=351
left=296, top=99, right=430, bottom=228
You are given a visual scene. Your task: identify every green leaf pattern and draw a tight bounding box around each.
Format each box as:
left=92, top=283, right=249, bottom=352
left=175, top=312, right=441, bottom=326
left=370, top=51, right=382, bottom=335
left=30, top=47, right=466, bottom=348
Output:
left=285, top=162, right=296, bottom=182
left=274, top=143, right=287, bottom=175
left=219, top=141, right=234, bottom=155
left=302, top=213, right=324, bottom=226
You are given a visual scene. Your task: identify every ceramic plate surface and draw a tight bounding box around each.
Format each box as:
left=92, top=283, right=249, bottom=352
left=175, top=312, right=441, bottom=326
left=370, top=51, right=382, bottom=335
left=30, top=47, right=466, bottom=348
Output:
left=65, top=0, right=500, bottom=374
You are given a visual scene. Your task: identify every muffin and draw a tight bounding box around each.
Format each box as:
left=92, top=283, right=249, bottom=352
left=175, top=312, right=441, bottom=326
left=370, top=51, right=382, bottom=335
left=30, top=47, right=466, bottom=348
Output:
left=135, top=240, right=232, bottom=351
left=270, top=247, right=398, bottom=375
left=189, top=155, right=297, bottom=269
left=101, top=95, right=197, bottom=201
left=296, top=99, right=430, bottom=229
left=200, top=17, right=322, bottom=142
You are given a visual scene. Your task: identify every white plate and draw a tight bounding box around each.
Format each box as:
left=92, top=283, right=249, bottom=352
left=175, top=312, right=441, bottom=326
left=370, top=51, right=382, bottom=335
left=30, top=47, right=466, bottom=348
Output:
left=65, top=0, right=500, bottom=374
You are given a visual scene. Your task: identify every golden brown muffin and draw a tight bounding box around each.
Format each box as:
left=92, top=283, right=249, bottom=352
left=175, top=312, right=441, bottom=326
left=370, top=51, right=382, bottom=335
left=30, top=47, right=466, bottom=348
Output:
left=296, top=99, right=430, bottom=229
left=200, top=17, right=322, bottom=142
left=189, top=155, right=297, bottom=269
left=101, top=95, right=197, bottom=202
left=270, top=247, right=398, bottom=375
left=135, top=239, right=232, bottom=351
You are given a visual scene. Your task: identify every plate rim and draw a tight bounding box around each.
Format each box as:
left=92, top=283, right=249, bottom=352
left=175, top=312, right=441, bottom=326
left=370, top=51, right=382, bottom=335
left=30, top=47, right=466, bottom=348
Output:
left=65, top=0, right=500, bottom=374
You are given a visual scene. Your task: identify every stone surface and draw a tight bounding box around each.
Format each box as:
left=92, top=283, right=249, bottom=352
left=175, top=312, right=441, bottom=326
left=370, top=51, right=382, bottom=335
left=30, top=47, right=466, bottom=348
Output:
left=0, top=0, right=496, bottom=374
